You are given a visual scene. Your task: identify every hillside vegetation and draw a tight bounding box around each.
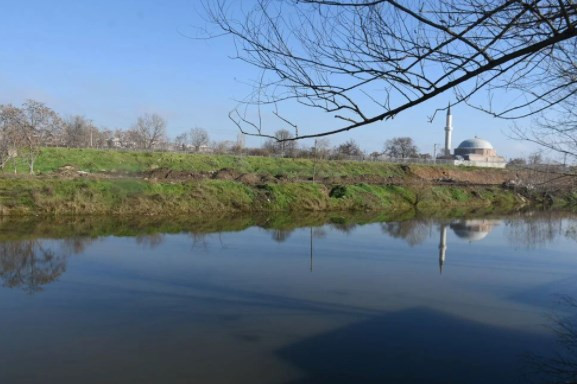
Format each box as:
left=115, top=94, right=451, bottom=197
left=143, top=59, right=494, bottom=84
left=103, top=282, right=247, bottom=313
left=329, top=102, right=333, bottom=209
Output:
left=0, top=147, right=572, bottom=216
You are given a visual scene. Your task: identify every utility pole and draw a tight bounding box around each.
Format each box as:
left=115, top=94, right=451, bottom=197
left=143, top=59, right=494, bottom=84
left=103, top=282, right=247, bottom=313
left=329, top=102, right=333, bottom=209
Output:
left=310, top=227, right=313, bottom=272
left=433, top=143, right=441, bottom=163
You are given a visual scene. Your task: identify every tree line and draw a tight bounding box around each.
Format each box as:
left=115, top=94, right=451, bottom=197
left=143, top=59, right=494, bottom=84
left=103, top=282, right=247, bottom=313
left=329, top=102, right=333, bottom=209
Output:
left=204, top=1, right=577, bottom=165
left=0, top=99, right=435, bottom=174
left=0, top=99, right=216, bottom=173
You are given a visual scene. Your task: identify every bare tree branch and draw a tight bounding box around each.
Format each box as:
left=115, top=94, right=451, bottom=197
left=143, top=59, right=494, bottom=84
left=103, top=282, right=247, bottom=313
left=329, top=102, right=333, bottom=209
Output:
left=204, top=0, right=577, bottom=141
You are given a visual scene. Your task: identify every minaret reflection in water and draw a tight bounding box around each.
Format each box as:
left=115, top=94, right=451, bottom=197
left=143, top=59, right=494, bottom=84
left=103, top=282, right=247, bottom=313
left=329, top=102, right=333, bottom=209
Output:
left=438, top=219, right=501, bottom=274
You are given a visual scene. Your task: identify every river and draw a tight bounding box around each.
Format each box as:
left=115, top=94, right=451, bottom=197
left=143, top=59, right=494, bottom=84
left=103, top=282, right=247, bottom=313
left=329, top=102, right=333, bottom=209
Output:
left=0, top=211, right=576, bottom=383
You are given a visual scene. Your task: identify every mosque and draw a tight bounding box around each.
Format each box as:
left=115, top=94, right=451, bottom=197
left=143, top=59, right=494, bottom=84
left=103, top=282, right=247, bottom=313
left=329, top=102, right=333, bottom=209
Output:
left=438, top=219, right=501, bottom=273
left=438, top=106, right=506, bottom=168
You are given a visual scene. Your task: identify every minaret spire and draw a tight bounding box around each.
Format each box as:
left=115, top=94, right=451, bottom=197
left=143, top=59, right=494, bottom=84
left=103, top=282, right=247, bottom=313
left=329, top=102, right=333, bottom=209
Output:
left=439, top=224, right=447, bottom=274
left=444, top=103, right=453, bottom=156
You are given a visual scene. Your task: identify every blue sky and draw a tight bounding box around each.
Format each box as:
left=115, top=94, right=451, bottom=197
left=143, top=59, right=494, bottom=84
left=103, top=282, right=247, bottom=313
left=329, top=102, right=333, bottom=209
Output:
left=0, top=0, right=540, bottom=158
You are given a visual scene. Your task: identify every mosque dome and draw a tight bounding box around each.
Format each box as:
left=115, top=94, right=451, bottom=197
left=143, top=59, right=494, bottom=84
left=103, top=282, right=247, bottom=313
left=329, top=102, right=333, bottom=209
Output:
left=457, top=138, right=494, bottom=150
left=451, top=226, right=490, bottom=241
left=450, top=220, right=499, bottom=242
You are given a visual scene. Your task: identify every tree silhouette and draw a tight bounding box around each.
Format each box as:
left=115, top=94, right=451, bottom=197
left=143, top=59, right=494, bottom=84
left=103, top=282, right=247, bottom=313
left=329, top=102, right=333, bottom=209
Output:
left=0, top=240, right=67, bottom=293
left=206, top=0, right=577, bottom=141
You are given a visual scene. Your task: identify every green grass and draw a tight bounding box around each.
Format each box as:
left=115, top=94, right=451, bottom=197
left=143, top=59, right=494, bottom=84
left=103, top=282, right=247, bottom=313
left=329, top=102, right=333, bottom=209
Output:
left=0, top=175, right=533, bottom=216
left=19, top=147, right=405, bottom=179
left=0, top=147, right=569, bottom=216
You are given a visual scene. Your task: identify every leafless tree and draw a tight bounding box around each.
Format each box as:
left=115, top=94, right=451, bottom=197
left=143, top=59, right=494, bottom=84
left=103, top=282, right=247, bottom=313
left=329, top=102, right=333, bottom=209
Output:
left=189, top=127, right=210, bottom=151
left=313, top=138, right=331, bottom=159
left=62, top=115, right=97, bottom=148
left=133, top=113, right=167, bottom=150
left=0, top=110, right=20, bottom=171
left=263, top=128, right=298, bottom=155
left=512, top=100, right=577, bottom=165
left=231, top=132, right=246, bottom=154
left=333, top=139, right=363, bottom=158
left=174, top=132, right=189, bottom=151
left=529, top=151, right=545, bottom=165
left=205, top=0, right=577, bottom=141
left=507, top=157, right=528, bottom=167
left=384, top=137, right=420, bottom=159
left=123, top=128, right=141, bottom=149
left=93, top=128, right=111, bottom=149
left=507, top=25, right=577, bottom=165
left=213, top=140, right=235, bottom=154
left=0, top=100, right=63, bottom=174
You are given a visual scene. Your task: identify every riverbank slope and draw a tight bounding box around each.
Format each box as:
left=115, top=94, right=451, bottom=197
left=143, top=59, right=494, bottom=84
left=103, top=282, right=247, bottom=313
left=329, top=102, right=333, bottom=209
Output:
left=0, top=148, right=574, bottom=215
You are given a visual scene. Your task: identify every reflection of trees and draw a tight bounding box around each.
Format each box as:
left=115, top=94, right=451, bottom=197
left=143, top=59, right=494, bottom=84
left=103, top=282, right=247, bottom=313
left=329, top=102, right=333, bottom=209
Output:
left=566, top=225, right=577, bottom=243
left=312, top=228, right=327, bottom=239
left=380, top=220, right=432, bottom=246
left=271, top=229, right=294, bottom=243
left=0, top=240, right=67, bottom=293
left=504, top=214, right=565, bottom=248
left=61, top=237, right=96, bottom=255
left=135, top=233, right=165, bottom=249
left=189, top=233, right=209, bottom=249
left=529, top=296, right=577, bottom=384
left=0, top=237, right=96, bottom=293
left=329, top=222, right=357, bottom=234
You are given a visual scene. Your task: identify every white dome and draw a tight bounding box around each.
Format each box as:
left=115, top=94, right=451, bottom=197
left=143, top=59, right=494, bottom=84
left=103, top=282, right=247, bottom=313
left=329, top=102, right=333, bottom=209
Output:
left=452, top=227, right=490, bottom=241
left=450, top=220, right=499, bottom=242
left=457, top=138, right=493, bottom=150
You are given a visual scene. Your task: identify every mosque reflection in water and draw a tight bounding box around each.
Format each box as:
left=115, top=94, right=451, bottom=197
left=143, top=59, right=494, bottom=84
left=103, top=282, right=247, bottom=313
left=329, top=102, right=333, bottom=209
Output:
left=438, top=219, right=501, bottom=273
left=2, top=214, right=576, bottom=293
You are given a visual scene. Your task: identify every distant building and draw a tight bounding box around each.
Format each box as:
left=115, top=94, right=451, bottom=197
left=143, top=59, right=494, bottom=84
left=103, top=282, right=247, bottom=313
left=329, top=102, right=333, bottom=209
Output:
left=450, top=219, right=499, bottom=242
left=107, top=137, right=122, bottom=148
left=439, top=106, right=507, bottom=168
left=438, top=219, right=501, bottom=273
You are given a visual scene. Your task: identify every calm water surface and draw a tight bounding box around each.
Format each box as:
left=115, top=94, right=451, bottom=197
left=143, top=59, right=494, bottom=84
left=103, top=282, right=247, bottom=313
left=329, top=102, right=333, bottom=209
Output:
left=1, top=213, right=577, bottom=383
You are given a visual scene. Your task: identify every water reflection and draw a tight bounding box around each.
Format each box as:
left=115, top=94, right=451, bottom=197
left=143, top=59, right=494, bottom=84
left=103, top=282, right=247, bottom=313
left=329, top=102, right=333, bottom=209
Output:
left=504, top=212, right=568, bottom=248
left=0, top=211, right=576, bottom=383
left=279, top=307, right=550, bottom=384
left=381, top=219, right=432, bottom=246
left=1, top=212, right=576, bottom=293
left=0, top=237, right=97, bottom=293
left=451, top=219, right=500, bottom=241
left=135, top=233, right=164, bottom=249
left=439, top=219, right=501, bottom=273
left=0, top=240, right=65, bottom=292
left=271, top=229, right=293, bottom=243
left=528, top=296, right=577, bottom=384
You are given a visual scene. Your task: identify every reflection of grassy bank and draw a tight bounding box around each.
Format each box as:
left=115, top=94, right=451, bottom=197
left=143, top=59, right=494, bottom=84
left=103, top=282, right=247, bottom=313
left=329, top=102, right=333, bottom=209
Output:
left=0, top=207, right=559, bottom=241
left=0, top=177, right=543, bottom=216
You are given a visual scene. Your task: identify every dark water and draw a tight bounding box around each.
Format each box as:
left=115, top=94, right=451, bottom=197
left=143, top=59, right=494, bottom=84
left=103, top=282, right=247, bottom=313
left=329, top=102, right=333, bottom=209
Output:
left=1, top=212, right=577, bottom=383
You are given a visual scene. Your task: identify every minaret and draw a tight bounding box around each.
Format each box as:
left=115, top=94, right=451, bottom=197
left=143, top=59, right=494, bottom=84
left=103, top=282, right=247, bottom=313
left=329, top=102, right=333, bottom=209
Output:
left=439, top=224, right=447, bottom=274
left=444, top=104, right=453, bottom=156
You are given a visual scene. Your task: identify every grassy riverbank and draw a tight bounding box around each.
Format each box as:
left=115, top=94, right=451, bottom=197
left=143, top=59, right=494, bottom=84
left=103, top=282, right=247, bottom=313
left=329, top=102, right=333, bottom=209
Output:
left=0, top=147, right=574, bottom=216
left=0, top=175, right=536, bottom=216
left=20, top=147, right=406, bottom=177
